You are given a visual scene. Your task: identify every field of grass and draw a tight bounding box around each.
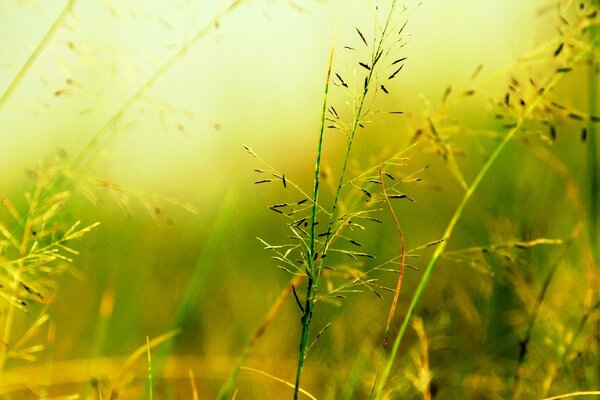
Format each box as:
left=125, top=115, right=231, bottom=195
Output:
left=0, top=0, right=599, bottom=399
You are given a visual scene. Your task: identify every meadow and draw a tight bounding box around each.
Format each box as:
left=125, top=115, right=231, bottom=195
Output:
left=0, top=0, right=598, bottom=399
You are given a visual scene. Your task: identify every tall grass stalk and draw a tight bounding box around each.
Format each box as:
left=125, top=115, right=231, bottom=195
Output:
left=374, top=49, right=588, bottom=398
left=0, top=0, right=78, bottom=110
left=293, top=37, right=336, bottom=400
left=317, top=1, right=399, bottom=260
left=295, top=4, right=404, bottom=395
left=586, top=0, right=599, bottom=389
left=589, top=1, right=599, bottom=260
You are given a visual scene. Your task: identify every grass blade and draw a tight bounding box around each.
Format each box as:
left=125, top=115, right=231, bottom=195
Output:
left=152, top=189, right=238, bottom=379
left=146, top=337, right=153, bottom=400
left=293, top=29, right=336, bottom=399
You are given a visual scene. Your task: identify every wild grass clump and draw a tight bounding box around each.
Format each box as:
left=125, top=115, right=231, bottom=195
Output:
left=0, top=1, right=245, bottom=397
left=235, top=0, right=600, bottom=398
left=0, top=159, right=100, bottom=378
left=236, top=1, right=434, bottom=397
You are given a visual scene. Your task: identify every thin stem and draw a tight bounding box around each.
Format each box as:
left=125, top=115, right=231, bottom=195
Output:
left=542, top=391, right=600, bottom=400
left=321, top=1, right=398, bottom=257
left=369, top=169, right=406, bottom=398
left=587, top=0, right=600, bottom=390
left=589, top=0, right=599, bottom=259
left=294, top=5, right=401, bottom=395
left=379, top=169, right=406, bottom=347
left=293, top=39, right=336, bottom=400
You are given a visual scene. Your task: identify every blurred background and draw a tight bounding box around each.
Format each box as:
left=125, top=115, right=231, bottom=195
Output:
left=0, top=0, right=598, bottom=399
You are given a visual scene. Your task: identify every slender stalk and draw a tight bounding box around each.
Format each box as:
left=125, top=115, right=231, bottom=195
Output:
left=293, top=39, right=336, bottom=400
left=319, top=1, right=398, bottom=261
left=295, top=5, right=401, bottom=396
left=312, top=0, right=400, bottom=316
left=369, top=169, right=406, bottom=398
left=374, top=49, right=588, bottom=398
left=147, top=337, right=153, bottom=400
left=378, top=169, right=406, bottom=347
left=542, top=391, right=600, bottom=400
left=589, top=0, right=599, bottom=260
left=587, top=1, right=600, bottom=389
left=0, top=0, right=78, bottom=110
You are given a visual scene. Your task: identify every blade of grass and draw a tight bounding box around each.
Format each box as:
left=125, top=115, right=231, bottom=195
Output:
left=108, top=330, right=179, bottom=398
left=293, top=29, right=336, bottom=400
left=146, top=336, right=153, bottom=400
left=374, top=49, right=589, bottom=398
left=297, top=5, right=403, bottom=396
left=587, top=2, right=600, bottom=388
left=342, top=341, right=373, bottom=400
left=188, top=369, right=199, bottom=400
left=242, top=367, right=317, bottom=400
left=588, top=0, right=599, bottom=259
left=153, top=188, right=239, bottom=381
left=0, top=0, right=78, bottom=110
left=542, top=391, right=600, bottom=400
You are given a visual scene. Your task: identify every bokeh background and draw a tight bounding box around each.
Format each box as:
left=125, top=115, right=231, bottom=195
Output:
left=0, top=0, right=598, bottom=399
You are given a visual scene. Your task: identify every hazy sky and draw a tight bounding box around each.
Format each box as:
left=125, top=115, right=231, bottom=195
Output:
left=0, top=0, right=545, bottom=203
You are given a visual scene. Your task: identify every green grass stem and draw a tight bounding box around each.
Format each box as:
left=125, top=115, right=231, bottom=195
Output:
left=293, top=36, right=336, bottom=400
left=587, top=0, right=600, bottom=389
left=147, top=336, right=153, bottom=400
